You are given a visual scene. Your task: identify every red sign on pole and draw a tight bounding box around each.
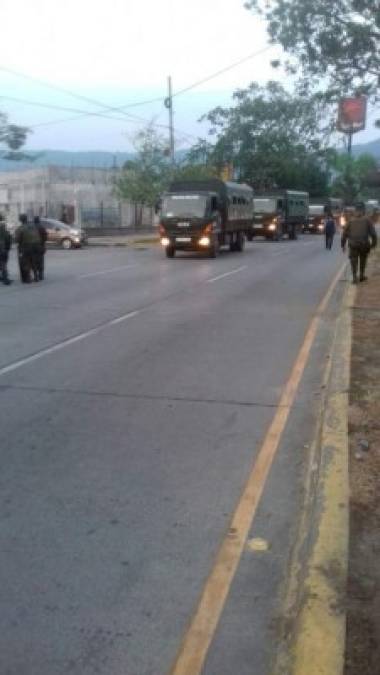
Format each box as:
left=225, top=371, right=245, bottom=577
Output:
left=337, top=97, right=367, bottom=134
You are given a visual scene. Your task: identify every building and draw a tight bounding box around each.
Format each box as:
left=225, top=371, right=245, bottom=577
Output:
left=0, top=166, right=120, bottom=227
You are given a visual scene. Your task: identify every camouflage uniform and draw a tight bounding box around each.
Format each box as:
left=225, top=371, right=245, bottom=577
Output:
left=34, top=217, right=47, bottom=281
left=0, top=221, right=12, bottom=285
left=15, top=218, right=42, bottom=283
left=341, top=213, right=377, bottom=283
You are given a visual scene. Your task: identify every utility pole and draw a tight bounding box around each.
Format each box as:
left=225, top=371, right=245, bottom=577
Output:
left=347, top=129, right=353, bottom=157
left=165, top=76, right=175, bottom=165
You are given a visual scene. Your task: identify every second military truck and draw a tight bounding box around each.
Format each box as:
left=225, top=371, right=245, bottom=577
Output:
left=159, top=179, right=253, bottom=258
left=246, top=190, right=309, bottom=241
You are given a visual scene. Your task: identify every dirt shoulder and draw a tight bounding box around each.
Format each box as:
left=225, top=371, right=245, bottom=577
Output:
left=344, top=247, right=380, bottom=674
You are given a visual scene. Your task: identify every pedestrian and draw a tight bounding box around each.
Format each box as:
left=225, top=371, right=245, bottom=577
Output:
left=15, top=214, right=41, bottom=283
left=34, top=216, right=47, bottom=281
left=341, top=202, right=378, bottom=284
left=325, top=211, right=336, bottom=250
left=0, top=214, right=12, bottom=285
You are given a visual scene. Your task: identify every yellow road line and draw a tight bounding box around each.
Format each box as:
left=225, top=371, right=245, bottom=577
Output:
left=169, top=262, right=347, bottom=675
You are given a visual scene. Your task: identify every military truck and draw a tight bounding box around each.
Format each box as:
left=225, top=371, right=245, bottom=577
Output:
left=304, top=197, right=344, bottom=234
left=246, top=190, right=309, bottom=241
left=304, top=204, right=326, bottom=234
left=159, top=179, right=253, bottom=258
left=304, top=197, right=343, bottom=234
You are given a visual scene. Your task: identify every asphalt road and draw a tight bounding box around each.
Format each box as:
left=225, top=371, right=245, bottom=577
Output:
left=0, top=237, right=347, bottom=675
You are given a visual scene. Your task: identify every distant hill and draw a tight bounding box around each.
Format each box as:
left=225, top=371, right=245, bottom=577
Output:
left=0, top=140, right=378, bottom=172
left=0, top=150, right=135, bottom=172
left=0, top=148, right=189, bottom=172
left=351, top=138, right=380, bottom=160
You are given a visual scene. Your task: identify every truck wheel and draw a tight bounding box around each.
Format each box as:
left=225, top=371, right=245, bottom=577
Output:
left=166, top=245, right=175, bottom=258
left=235, top=231, right=245, bottom=252
left=246, top=232, right=253, bottom=242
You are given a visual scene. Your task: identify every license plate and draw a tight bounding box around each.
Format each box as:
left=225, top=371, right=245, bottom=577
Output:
left=254, top=224, right=262, bottom=229
left=176, top=237, right=191, bottom=243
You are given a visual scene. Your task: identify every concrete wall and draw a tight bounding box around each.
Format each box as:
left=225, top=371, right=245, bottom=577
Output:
left=0, top=166, right=155, bottom=230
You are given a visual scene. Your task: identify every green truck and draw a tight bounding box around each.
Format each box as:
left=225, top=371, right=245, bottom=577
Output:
left=304, top=198, right=344, bottom=234
left=159, top=179, right=253, bottom=258
left=246, top=190, right=309, bottom=241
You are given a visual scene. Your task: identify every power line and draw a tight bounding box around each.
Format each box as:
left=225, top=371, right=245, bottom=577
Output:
left=0, top=45, right=273, bottom=129
left=0, top=45, right=274, bottom=153
left=0, top=95, right=168, bottom=128
left=173, top=46, right=272, bottom=98
left=0, top=94, right=200, bottom=144
left=0, top=66, right=164, bottom=114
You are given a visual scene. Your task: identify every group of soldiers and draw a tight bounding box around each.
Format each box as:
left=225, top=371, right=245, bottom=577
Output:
left=0, top=214, right=47, bottom=286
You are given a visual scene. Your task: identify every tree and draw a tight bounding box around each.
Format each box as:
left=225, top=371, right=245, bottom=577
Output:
left=0, top=112, right=30, bottom=159
left=115, top=126, right=171, bottom=207
left=191, top=82, right=333, bottom=196
left=245, top=1, right=380, bottom=100
left=330, top=152, right=378, bottom=203
left=116, top=126, right=219, bottom=207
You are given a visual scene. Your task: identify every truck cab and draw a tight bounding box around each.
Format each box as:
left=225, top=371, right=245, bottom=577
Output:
left=159, top=179, right=253, bottom=258
left=247, top=191, right=308, bottom=241
left=305, top=204, right=326, bottom=234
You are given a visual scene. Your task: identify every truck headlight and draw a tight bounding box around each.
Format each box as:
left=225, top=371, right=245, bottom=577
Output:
left=161, top=237, right=170, bottom=247
left=199, top=236, right=211, bottom=246
left=268, top=223, right=276, bottom=231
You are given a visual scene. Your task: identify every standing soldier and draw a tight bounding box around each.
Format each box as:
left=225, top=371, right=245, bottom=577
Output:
left=0, top=214, right=12, bottom=285
left=324, top=210, right=336, bottom=250
left=34, top=216, right=47, bottom=281
left=15, top=214, right=41, bottom=283
left=341, top=202, right=378, bottom=283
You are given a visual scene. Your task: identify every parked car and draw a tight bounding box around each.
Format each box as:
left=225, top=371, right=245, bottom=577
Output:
left=40, top=218, right=87, bottom=249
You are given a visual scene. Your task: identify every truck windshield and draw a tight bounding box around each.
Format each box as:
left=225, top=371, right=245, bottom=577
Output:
left=162, top=195, right=208, bottom=218
left=254, top=198, right=277, bottom=213
left=309, top=205, right=325, bottom=216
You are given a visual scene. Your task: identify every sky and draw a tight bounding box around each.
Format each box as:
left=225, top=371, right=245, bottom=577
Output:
left=0, top=0, right=378, bottom=153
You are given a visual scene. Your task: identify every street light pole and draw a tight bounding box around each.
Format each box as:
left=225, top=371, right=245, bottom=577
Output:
left=165, top=76, right=175, bottom=166
left=347, top=129, right=353, bottom=157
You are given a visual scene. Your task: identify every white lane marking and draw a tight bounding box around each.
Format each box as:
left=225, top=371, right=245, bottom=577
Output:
left=78, top=264, right=137, bottom=279
left=206, top=266, right=247, bottom=284
left=0, top=310, right=141, bottom=378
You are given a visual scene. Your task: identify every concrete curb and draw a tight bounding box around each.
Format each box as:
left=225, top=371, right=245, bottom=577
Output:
left=290, top=284, right=354, bottom=675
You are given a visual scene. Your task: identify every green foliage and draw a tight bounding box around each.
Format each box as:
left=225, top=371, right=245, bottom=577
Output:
left=170, top=140, right=220, bottom=180
left=116, top=127, right=219, bottom=205
left=245, top=1, right=380, bottom=99
left=330, top=152, right=378, bottom=203
left=115, top=126, right=172, bottom=207
left=192, top=82, right=332, bottom=196
left=0, top=112, right=30, bottom=158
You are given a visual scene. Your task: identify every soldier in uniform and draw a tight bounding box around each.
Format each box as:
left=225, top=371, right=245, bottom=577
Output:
left=34, top=216, right=47, bottom=281
left=324, top=210, right=336, bottom=250
left=15, top=214, right=41, bottom=283
left=341, top=202, right=377, bottom=283
left=0, top=214, right=12, bottom=285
